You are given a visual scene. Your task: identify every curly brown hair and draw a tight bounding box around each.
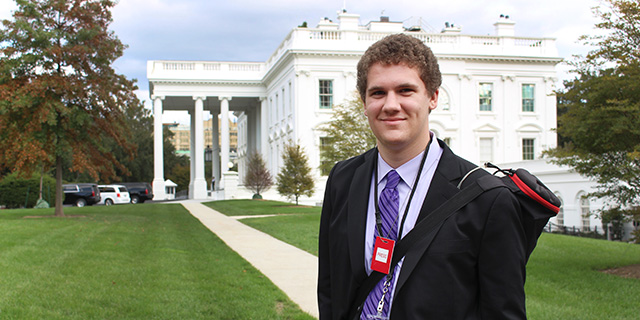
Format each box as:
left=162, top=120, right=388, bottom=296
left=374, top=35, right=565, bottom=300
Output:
left=356, top=34, right=442, bottom=99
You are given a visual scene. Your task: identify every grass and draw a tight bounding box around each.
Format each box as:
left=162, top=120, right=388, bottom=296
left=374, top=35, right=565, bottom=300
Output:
left=525, top=234, right=640, bottom=319
left=209, top=200, right=640, bottom=320
left=242, top=214, right=321, bottom=256
left=204, top=199, right=321, bottom=216
left=0, top=204, right=314, bottom=320
left=205, top=199, right=321, bottom=255
left=4, top=199, right=639, bottom=319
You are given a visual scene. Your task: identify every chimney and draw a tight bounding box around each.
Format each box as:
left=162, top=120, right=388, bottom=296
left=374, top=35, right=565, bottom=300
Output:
left=494, top=14, right=515, bottom=36
left=338, top=10, right=360, bottom=30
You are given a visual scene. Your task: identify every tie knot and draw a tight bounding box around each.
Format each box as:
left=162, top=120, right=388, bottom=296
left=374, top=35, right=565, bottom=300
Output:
left=384, top=170, right=400, bottom=190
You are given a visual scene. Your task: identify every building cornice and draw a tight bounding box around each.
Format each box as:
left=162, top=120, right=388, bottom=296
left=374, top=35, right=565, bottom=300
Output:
left=437, top=53, right=563, bottom=64
left=150, top=79, right=264, bottom=87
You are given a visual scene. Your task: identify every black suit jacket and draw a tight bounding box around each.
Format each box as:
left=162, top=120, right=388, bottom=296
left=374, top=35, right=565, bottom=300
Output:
left=318, top=139, right=527, bottom=319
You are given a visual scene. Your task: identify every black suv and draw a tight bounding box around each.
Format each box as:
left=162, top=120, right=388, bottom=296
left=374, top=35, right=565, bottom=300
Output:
left=63, top=183, right=101, bottom=207
left=120, top=182, right=154, bottom=204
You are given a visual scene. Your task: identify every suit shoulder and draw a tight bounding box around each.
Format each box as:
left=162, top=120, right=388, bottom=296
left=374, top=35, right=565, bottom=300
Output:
left=330, top=148, right=374, bottom=176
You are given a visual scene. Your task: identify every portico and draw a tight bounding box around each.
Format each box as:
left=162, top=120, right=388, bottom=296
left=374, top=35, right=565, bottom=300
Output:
left=148, top=61, right=266, bottom=200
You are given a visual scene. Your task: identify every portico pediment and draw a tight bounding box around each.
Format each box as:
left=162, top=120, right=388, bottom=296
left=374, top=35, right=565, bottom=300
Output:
left=473, top=123, right=501, bottom=132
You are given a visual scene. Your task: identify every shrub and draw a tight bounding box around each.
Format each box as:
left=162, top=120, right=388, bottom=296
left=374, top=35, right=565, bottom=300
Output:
left=0, top=172, right=56, bottom=209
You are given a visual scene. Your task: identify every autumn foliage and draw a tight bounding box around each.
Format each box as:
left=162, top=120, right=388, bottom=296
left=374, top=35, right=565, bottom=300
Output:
left=0, top=0, right=141, bottom=215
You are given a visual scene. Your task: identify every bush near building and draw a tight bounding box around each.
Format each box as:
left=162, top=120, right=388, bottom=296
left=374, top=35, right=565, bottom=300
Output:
left=0, top=173, right=56, bottom=209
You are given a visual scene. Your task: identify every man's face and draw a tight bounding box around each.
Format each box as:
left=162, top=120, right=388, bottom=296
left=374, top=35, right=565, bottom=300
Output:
left=364, top=63, right=438, bottom=155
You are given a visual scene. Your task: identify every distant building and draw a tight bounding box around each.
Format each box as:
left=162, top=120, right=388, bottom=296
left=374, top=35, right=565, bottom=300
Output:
left=164, top=118, right=238, bottom=159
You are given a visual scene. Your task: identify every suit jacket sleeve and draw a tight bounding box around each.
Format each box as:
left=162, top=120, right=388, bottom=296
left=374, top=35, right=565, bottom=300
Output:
left=478, top=187, right=527, bottom=319
left=318, top=164, right=335, bottom=319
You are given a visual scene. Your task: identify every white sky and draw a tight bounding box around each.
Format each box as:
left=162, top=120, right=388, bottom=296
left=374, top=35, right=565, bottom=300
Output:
left=1, top=0, right=603, bottom=124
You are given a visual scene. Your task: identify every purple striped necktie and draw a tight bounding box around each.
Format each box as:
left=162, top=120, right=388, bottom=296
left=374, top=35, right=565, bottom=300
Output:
left=362, top=170, right=400, bottom=320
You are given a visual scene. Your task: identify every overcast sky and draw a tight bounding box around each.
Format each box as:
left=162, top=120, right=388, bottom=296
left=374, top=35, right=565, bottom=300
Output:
left=1, top=0, right=603, bottom=123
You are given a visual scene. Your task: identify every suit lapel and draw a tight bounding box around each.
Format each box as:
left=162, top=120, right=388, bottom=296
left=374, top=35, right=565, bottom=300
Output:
left=395, top=142, right=465, bottom=292
left=348, top=149, right=376, bottom=282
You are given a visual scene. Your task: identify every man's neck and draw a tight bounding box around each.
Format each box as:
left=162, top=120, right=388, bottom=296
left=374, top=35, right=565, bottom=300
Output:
left=378, top=136, right=432, bottom=168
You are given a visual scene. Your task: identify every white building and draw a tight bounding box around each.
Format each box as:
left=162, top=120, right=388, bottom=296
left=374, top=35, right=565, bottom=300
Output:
left=148, top=10, right=625, bottom=235
left=148, top=10, right=560, bottom=198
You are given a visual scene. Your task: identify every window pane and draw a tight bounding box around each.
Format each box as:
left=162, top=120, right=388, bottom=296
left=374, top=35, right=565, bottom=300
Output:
left=479, top=138, right=493, bottom=163
left=522, top=84, right=535, bottom=112
left=319, top=80, right=333, bottom=109
left=580, top=197, right=590, bottom=231
left=479, top=83, right=492, bottom=111
left=522, top=138, right=535, bottom=160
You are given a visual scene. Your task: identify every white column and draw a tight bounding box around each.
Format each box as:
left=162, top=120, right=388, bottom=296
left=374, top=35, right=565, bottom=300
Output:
left=260, top=96, right=268, bottom=162
left=212, top=113, right=220, bottom=190
left=152, top=95, right=166, bottom=200
left=193, top=96, right=208, bottom=198
left=219, top=96, right=231, bottom=189
left=189, top=110, right=195, bottom=198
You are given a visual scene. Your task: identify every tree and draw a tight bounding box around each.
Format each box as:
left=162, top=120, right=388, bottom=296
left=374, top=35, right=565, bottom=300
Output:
left=111, top=101, right=154, bottom=183
left=579, top=0, right=640, bottom=67
left=243, top=151, right=273, bottom=199
left=317, top=92, right=376, bottom=174
left=276, top=143, right=314, bottom=205
left=0, top=0, right=140, bottom=216
left=547, top=0, right=640, bottom=240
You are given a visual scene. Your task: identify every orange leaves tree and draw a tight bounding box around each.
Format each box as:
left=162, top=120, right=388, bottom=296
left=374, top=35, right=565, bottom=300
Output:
left=0, top=0, right=139, bottom=216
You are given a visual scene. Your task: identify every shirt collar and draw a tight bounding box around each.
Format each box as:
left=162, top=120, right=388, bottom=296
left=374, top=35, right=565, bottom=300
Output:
left=377, top=133, right=439, bottom=187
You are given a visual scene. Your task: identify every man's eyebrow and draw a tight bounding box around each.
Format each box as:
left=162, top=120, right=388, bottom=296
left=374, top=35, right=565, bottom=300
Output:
left=367, top=83, right=419, bottom=93
left=366, top=86, right=384, bottom=93
left=396, top=82, right=420, bottom=89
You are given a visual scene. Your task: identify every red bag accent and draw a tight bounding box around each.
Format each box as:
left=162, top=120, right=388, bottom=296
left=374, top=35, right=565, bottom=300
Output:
left=510, top=173, right=560, bottom=214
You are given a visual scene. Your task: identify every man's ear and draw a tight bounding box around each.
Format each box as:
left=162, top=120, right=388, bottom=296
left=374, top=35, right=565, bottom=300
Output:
left=429, top=89, right=439, bottom=111
left=361, top=96, right=368, bottom=116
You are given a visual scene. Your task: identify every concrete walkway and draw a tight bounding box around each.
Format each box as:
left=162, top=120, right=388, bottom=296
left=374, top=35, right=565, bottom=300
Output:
left=181, top=202, right=319, bottom=319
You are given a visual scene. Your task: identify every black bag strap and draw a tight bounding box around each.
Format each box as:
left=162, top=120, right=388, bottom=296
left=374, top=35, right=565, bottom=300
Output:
left=348, top=174, right=504, bottom=319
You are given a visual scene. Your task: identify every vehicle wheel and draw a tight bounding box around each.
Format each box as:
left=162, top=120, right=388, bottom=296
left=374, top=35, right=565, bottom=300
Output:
left=76, top=199, right=87, bottom=207
left=131, top=195, right=139, bottom=204
left=105, top=199, right=113, bottom=206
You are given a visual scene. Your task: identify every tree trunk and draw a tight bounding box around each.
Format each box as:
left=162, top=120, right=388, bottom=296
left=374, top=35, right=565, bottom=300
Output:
left=38, top=165, right=44, bottom=201
left=54, top=155, right=65, bottom=217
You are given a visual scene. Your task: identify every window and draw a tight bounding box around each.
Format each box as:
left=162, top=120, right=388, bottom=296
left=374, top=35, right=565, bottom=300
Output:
left=479, top=138, right=493, bottom=164
left=319, top=80, right=333, bottom=109
left=580, top=196, right=591, bottom=232
left=522, top=138, right=535, bottom=160
left=555, top=194, right=564, bottom=228
left=479, top=83, right=493, bottom=111
left=522, top=84, right=535, bottom=112
left=438, top=89, right=450, bottom=111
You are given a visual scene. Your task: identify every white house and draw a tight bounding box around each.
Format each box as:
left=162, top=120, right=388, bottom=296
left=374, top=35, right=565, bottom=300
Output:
left=146, top=10, right=623, bottom=236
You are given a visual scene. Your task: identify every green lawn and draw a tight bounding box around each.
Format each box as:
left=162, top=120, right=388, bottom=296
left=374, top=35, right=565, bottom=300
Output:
left=0, top=204, right=313, bottom=320
left=209, top=200, right=640, bottom=320
left=204, top=199, right=320, bottom=216
left=3, top=199, right=639, bottom=320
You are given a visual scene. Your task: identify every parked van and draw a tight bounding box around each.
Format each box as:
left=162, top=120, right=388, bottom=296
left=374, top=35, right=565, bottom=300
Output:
left=98, top=185, right=131, bottom=206
left=62, top=183, right=101, bottom=207
left=120, top=182, right=153, bottom=204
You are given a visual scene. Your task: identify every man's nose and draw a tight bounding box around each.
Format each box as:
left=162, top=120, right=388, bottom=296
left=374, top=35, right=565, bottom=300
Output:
left=382, top=92, right=401, bottom=112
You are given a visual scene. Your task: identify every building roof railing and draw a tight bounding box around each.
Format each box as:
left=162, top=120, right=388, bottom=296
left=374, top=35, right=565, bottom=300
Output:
left=148, top=28, right=559, bottom=83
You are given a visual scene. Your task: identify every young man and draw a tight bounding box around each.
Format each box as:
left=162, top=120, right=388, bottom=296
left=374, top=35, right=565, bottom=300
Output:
left=318, top=34, right=527, bottom=319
